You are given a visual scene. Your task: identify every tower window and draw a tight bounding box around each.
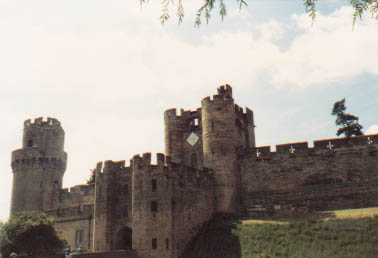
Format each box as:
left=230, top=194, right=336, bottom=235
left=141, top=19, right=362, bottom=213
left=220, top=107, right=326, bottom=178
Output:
left=75, top=230, right=84, bottom=247
left=27, top=139, right=33, bottom=148
left=166, top=238, right=169, bottom=250
left=152, top=238, right=157, bottom=249
left=123, top=205, right=128, bottom=217
left=152, top=179, right=157, bottom=192
left=151, top=201, right=158, bottom=212
left=191, top=154, right=197, bottom=168
left=211, top=120, right=215, bottom=131
left=124, top=184, right=129, bottom=196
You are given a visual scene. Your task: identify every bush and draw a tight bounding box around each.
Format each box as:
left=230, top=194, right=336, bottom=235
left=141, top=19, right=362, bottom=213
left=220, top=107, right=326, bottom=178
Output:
left=0, top=211, right=65, bottom=258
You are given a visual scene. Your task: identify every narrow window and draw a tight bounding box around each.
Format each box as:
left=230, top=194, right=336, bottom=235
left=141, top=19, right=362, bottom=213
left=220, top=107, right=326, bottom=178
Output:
left=211, top=120, right=215, bottom=131
left=76, top=231, right=84, bottom=247
left=124, top=205, right=128, bottom=217
left=124, top=184, right=129, bottom=196
left=151, top=201, right=158, bottom=212
left=166, top=238, right=169, bottom=250
left=152, top=179, right=157, bottom=192
left=98, top=186, right=102, bottom=197
left=211, top=148, right=214, bottom=155
left=235, top=119, right=242, bottom=136
left=194, top=118, right=199, bottom=126
left=191, top=154, right=197, bottom=168
left=27, top=139, right=33, bottom=148
left=152, top=238, right=157, bottom=249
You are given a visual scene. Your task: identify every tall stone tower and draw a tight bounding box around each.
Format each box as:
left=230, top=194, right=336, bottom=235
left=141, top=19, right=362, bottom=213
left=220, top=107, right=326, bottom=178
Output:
left=10, top=117, right=67, bottom=216
left=201, top=85, right=255, bottom=214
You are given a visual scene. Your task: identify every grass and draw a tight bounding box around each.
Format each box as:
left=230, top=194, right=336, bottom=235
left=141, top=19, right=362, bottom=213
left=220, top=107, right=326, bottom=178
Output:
left=181, top=208, right=378, bottom=258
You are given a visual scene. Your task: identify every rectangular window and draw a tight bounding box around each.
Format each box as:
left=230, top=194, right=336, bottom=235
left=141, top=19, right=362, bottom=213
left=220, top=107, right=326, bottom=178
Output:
left=166, top=238, right=169, bottom=250
left=123, top=205, right=128, bottom=217
left=151, top=201, right=158, bottom=212
left=152, top=238, right=157, bottom=249
left=124, top=184, right=128, bottom=197
left=152, top=179, right=157, bottom=192
left=75, top=230, right=84, bottom=247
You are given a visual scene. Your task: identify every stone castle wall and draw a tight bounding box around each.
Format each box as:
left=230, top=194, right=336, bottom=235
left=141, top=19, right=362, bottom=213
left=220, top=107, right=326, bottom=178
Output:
left=45, top=203, right=94, bottom=252
left=240, top=134, right=378, bottom=216
left=170, top=162, right=215, bottom=258
left=10, top=87, right=378, bottom=258
left=131, top=153, right=215, bottom=258
left=93, top=160, right=132, bottom=251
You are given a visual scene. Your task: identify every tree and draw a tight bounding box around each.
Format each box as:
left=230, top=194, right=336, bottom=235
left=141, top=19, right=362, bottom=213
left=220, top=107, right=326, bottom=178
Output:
left=87, top=168, right=96, bottom=184
left=0, top=211, right=65, bottom=258
left=331, top=98, right=363, bottom=138
left=140, top=0, right=378, bottom=26
left=305, top=0, right=378, bottom=25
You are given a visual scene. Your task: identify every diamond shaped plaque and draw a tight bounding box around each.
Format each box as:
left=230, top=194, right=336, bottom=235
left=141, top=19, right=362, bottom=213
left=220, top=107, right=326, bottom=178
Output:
left=186, top=132, right=200, bottom=146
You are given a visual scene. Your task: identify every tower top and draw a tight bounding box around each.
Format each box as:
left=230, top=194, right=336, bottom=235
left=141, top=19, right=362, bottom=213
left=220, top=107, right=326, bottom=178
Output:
left=24, top=117, right=61, bottom=128
left=217, top=84, right=232, bottom=98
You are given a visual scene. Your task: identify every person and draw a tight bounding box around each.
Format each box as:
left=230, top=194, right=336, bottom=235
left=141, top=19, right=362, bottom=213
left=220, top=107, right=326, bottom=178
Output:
left=9, top=253, right=17, bottom=258
left=65, top=246, right=71, bottom=258
left=77, top=245, right=83, bottom=254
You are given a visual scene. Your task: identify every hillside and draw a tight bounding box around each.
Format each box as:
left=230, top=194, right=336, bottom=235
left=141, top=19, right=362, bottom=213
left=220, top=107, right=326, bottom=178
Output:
left=180, top=208, right=378, bottom=258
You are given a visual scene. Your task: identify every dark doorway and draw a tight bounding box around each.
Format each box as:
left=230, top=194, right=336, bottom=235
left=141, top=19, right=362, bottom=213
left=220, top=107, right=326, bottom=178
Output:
left=114, top=227, right=132, bottom=250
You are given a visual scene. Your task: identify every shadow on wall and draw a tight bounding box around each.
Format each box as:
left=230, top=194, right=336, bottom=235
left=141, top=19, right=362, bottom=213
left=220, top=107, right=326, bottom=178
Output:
left=180, top=214, right=241, bottom=258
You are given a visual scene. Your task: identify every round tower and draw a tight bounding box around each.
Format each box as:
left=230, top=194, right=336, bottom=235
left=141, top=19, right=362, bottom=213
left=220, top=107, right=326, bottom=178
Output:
left=201, top=85, right=238, bottom=214
left=10, top=117, right=67, bottom=216
left=164, top=109, right=186, bottom=164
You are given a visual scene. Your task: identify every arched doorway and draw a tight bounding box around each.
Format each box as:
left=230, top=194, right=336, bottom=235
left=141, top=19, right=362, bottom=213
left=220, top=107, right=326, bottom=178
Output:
left=114, top=227, right=132, bottom=250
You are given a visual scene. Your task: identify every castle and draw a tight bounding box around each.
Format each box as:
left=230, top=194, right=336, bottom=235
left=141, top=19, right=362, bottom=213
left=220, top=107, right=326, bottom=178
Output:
left=10, top=85, right=378, bottom=258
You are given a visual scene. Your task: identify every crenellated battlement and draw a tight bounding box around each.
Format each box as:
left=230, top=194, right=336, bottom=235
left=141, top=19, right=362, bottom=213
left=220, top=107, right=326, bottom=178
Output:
left=164, top=108, right=201, bottom=122
left=11, top=155, right=67, bottom=171
left=94, top=160, right=131, bottom=177
left=45, top=203, right=94, bottom=219
left=130, top=152, right=213, bottom=185
left=24, top=117, right=61, bottom=128
left=234, top=105, right=254, bottom=124
left=217, top=84, right=232, bottom=97
left=239, top=134, right=378, bottom=160
left=61, top=184, right=95, bottom=195
left=131, top=152, right=170, bottom=169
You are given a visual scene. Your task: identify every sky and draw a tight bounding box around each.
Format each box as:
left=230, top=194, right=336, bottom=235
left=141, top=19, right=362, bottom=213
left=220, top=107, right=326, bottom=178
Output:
left=1, top=0, right=378, bottom=221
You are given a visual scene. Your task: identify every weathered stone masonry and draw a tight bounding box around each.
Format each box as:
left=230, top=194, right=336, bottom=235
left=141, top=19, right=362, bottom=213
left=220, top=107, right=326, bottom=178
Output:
left=10, top=85, right=378, bottom=258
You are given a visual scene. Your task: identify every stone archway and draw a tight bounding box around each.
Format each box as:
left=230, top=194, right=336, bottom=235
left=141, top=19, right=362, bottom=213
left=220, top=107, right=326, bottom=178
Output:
left=114, top=227, right=132, bottom=250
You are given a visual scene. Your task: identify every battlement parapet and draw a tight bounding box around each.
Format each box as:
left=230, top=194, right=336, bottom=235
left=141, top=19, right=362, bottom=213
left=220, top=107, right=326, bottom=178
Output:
left=276, top=142, right=309, bottom=154
left=45, top=203, right=94, bottom=219
left=130, top=153, right=213, bottom=186
left=62, top=184, right=95, bottom=194
left=94, top=160, right=131, bottom=178
left=201, top=85, right=235, bottom=107
left=24, top=117, right=61, bottom=128
left=11, top=154, right=67, bottom=171
left=59, top=184, right=95, bottom=204
left=131, top=153, right=171, bottom=169
left=217, top=84, right=232, bottom=97
left=234, top=105, right=254, bottom=124
left=164, top=108, right=201, bottom=121
left=239, top=134, right=378, bottom=160
left=12, top=148, right=67, bottom=160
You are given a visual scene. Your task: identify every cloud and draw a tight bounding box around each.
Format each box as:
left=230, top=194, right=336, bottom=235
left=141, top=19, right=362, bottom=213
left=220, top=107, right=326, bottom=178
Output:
left=366, top=125, right=378, bottom=135
left=268, top=6, right=378, bottom=88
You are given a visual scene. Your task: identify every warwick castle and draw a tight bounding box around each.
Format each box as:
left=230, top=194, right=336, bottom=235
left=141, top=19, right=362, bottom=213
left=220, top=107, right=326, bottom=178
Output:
left=10, top=85, right=378, bottom=258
